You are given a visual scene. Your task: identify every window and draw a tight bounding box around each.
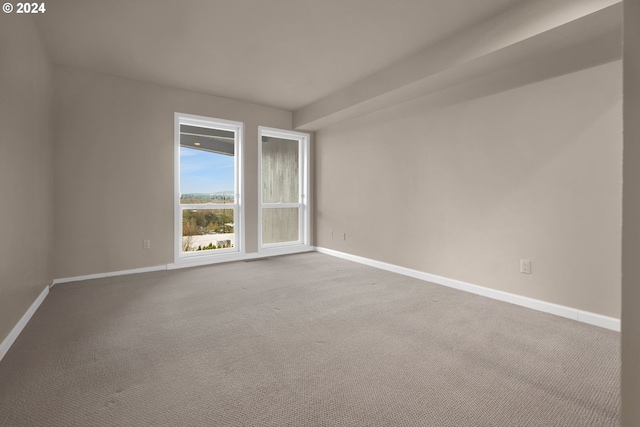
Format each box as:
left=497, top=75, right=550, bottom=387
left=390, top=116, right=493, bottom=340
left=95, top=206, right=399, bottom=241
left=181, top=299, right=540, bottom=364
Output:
left=259, top=127, right=310, bottom=251
left=175, top=113, right=243, bottom=262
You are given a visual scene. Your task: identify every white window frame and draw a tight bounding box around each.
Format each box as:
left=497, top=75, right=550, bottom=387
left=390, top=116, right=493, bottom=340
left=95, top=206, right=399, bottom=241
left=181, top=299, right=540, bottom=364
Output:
left=258, top=126, right=310, bottom=253
left=174, top=113, right=244, bottom=265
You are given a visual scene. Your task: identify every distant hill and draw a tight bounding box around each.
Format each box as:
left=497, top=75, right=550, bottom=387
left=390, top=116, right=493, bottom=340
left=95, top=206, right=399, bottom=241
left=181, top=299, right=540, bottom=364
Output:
left=181, top=192, right=235, bottom=203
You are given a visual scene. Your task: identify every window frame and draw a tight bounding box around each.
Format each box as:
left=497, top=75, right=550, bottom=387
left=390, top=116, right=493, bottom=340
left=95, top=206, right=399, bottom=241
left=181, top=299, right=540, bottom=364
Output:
left=174, top=113, right=244, bottom=264
left=258, top=126, right=310, bottom=253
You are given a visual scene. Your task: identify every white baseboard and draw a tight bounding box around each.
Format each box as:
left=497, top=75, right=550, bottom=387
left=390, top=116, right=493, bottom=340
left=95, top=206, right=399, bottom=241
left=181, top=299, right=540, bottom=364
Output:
left=54, top=247, right=317, bottom=280
left=168, top=246, right=315, bottom=270
left=0, top=285, right=49, bottom=363
left=167, top=253, right=262, bottom=270
left=576, top=311, right=620, bottom=331
left=52, top=265, right=168, bottom=286
left=258, top=245, right=316, bottom=257
left=315, top=247, right=620, bottom=332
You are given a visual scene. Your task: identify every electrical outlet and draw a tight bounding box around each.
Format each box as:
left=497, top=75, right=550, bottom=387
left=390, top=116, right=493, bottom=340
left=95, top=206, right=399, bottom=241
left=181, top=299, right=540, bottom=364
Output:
left=143, top=239, right=151, bottom=249
left=520, top=259, right=531, bottom=274
left=343, top=233, right=346, bottom=241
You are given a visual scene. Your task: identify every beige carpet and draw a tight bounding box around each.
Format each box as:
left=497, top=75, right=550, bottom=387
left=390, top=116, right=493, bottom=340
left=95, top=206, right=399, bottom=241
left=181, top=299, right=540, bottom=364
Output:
left=0, top=252, right=619, bottom=426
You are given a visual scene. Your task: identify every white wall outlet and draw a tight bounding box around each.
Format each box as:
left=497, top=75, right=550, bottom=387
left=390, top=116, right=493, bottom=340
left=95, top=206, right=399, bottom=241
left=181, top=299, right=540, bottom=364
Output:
left=343, top=233, right=346, bottom=241
left=143, top=239, right=151, bottom=249
left=520, top=259, right=531, bottom=274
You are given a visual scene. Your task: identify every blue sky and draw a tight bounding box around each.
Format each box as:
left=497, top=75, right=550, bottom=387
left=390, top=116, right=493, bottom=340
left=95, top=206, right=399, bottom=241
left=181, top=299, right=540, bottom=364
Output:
left=180, top=147, right=234, bottom=194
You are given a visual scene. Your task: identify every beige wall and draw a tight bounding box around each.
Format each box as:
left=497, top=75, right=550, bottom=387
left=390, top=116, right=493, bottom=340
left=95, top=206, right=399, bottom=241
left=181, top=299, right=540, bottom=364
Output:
left=315, top=61, right=622, bottom=318
left=54, top=66, right=292, bottom=279
left=622, top=1, right=640, bottom=424
left=0, top=17, right=54, bottom=342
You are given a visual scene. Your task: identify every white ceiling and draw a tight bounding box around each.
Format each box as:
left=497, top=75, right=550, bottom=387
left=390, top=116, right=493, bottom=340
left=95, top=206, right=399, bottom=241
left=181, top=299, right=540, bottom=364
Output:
left=33, top=0, right=527, bottom=111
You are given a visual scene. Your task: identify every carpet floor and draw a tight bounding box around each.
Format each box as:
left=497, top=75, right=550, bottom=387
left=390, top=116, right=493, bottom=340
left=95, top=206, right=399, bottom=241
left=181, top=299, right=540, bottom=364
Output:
left=0, top=252, right=620, bottom=426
